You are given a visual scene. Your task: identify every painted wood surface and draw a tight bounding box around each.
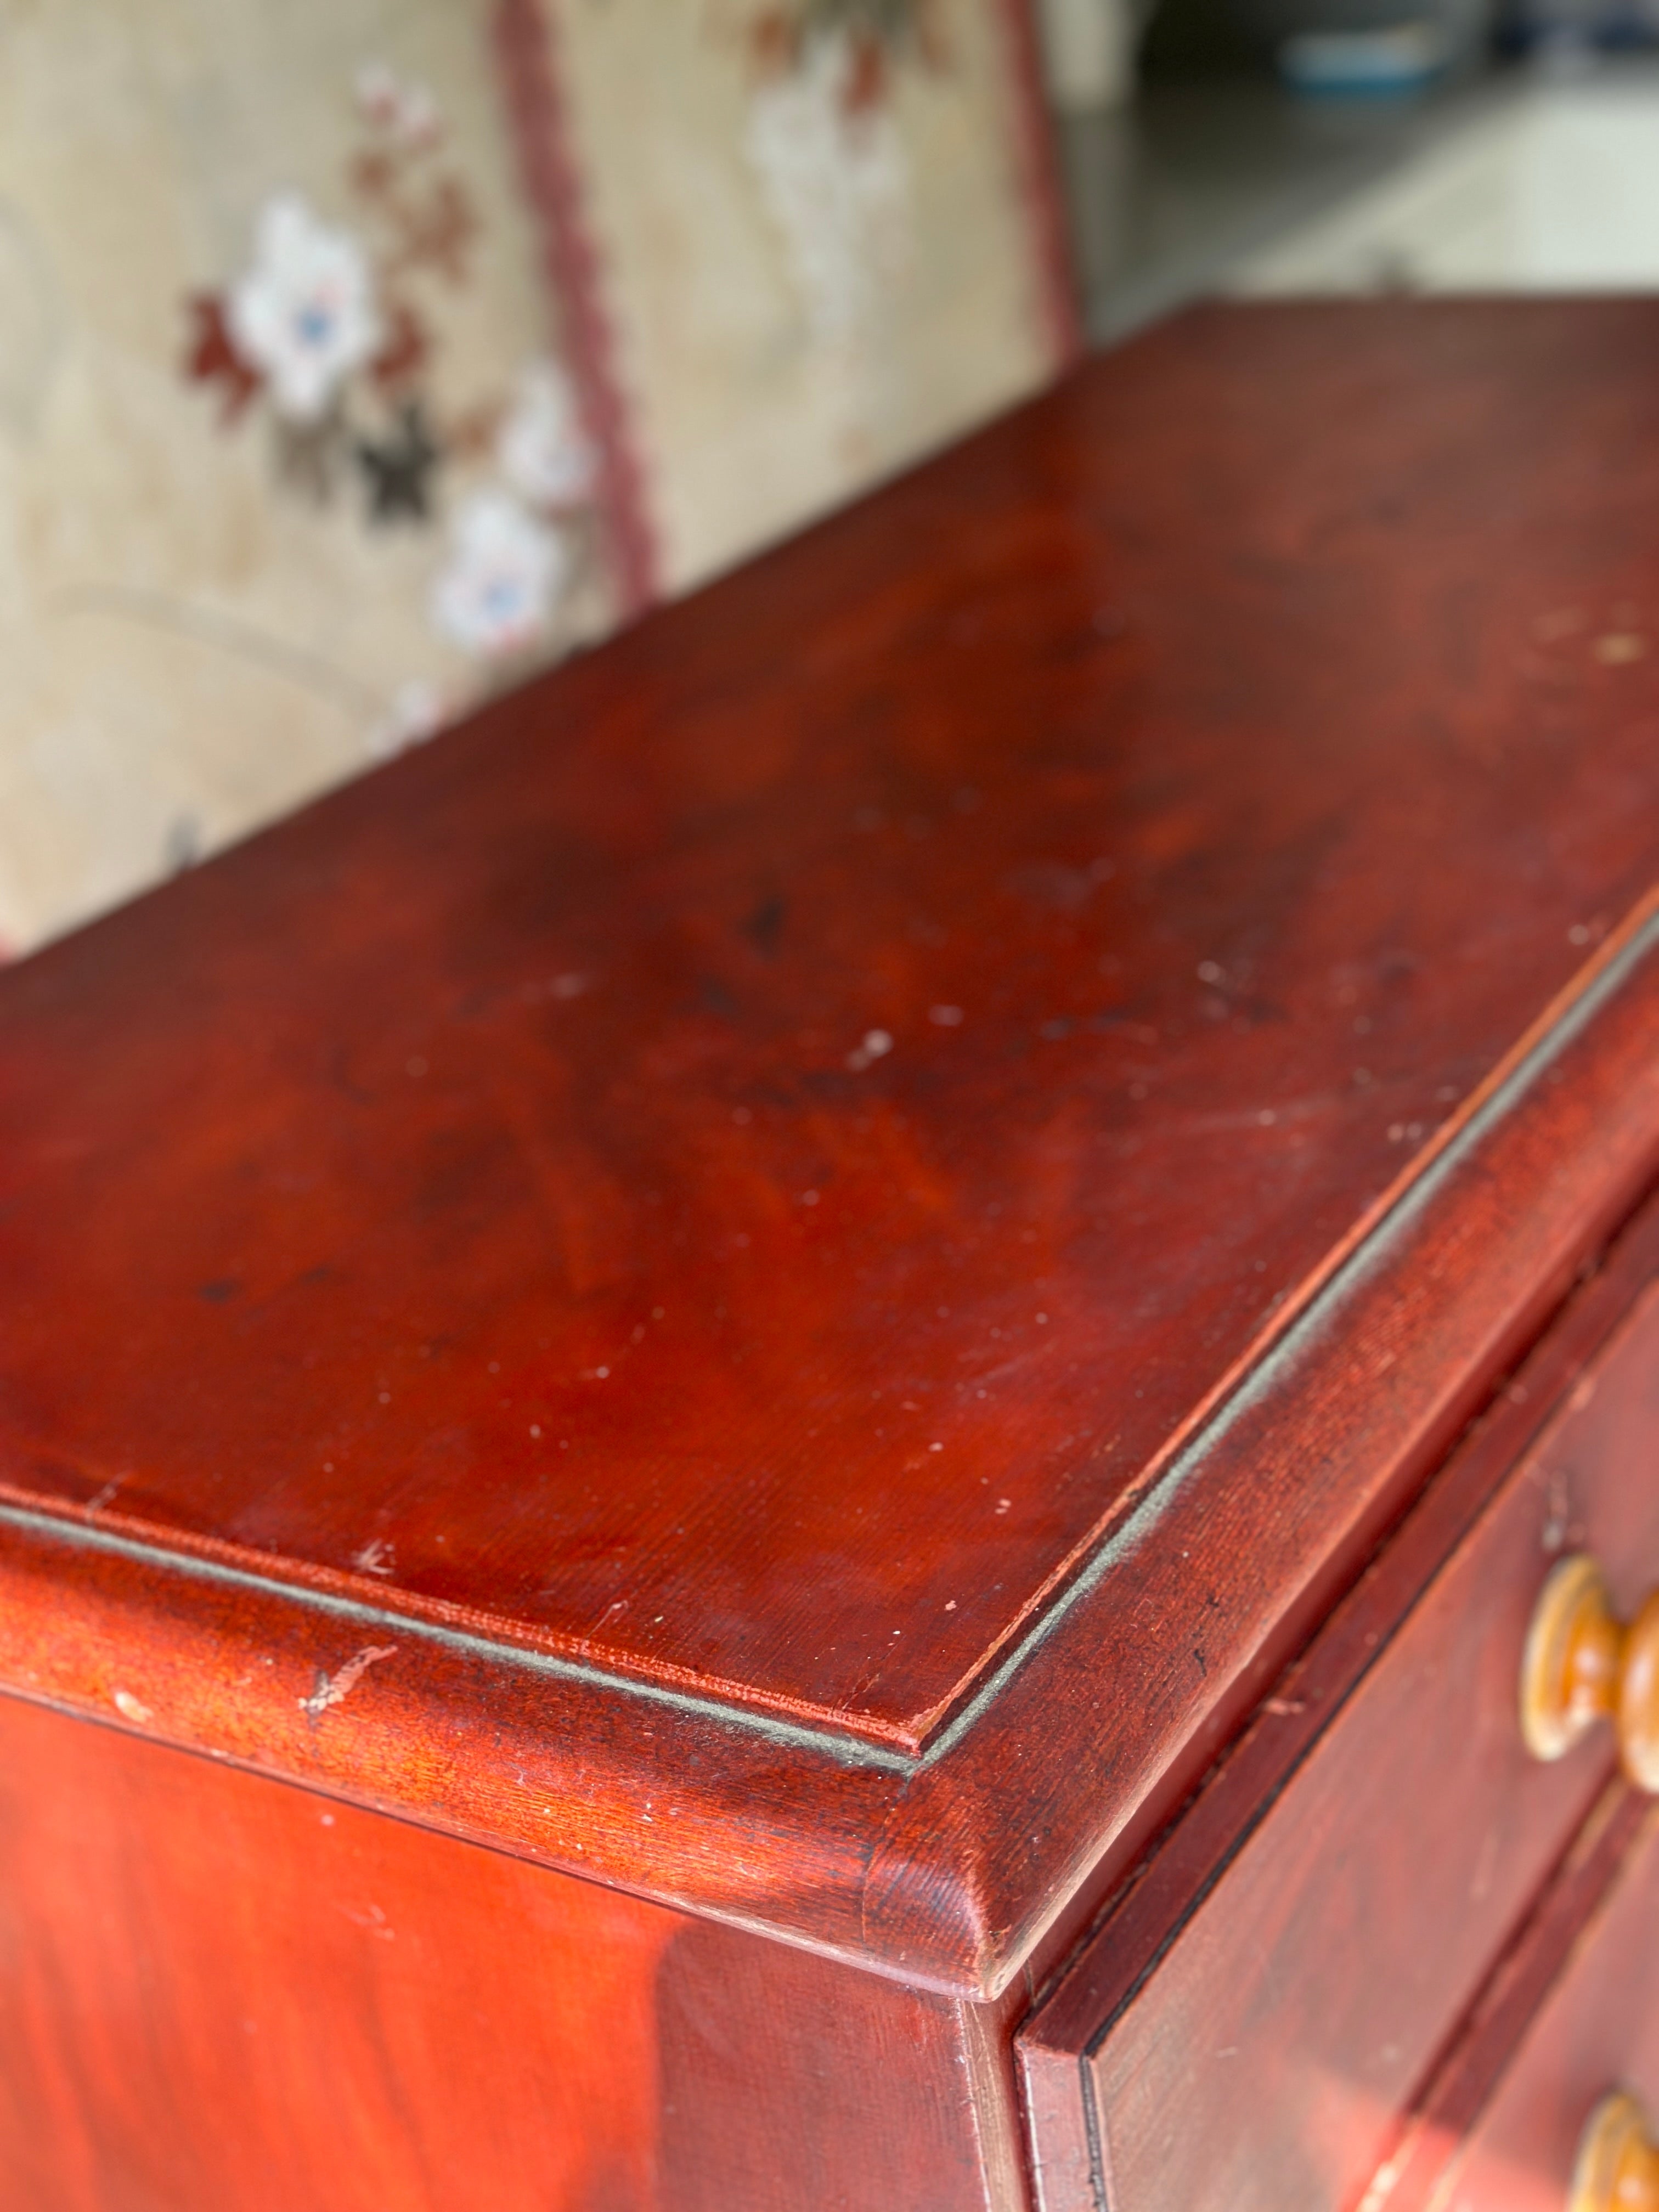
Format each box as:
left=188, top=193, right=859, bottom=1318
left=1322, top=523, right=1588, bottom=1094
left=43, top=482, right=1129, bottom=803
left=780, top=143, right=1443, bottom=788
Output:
left=0, top=1690, right=1011, bottom=2212
left=1, top=304, right=1657, bottom=1990
left=1370, top=1788, right=1659, bottom=2212
left=1018, top=1192, right=1659, bottom=2211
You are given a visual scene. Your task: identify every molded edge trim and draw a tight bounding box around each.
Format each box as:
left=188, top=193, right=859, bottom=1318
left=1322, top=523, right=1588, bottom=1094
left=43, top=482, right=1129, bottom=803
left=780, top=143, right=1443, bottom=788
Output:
left=1, top=899, right=1656, bottom=1996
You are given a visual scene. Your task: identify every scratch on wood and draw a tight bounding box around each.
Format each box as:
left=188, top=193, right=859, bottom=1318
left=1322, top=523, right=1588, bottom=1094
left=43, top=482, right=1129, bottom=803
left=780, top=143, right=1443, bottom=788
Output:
left=300, top=1644, right=398, bottom=1718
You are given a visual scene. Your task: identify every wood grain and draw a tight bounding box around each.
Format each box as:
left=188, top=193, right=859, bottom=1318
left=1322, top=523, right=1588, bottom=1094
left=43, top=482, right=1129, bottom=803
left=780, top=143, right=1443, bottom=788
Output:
left=1018, top=1190, right=1659, bottom=2210
left=1356, top=1782, right=1651, bottom=2212
left=1383, top=1792, right=1659, bottom=2212
left=0, top=1691, right=1011, bottom=2212
left=0, top=303, right=1656, bottom=1991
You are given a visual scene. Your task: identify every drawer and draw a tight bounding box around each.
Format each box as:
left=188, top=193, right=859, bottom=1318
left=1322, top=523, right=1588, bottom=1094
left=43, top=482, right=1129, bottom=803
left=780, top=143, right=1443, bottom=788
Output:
left=1019, top=1271, right=1659, bottom=2212
left=1394, top=1796, right=1659, bottom=2212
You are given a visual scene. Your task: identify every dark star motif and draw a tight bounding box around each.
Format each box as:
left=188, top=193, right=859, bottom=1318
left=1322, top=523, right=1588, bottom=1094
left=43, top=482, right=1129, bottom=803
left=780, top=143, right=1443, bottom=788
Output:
left=355, top=403, right=441, bottom=526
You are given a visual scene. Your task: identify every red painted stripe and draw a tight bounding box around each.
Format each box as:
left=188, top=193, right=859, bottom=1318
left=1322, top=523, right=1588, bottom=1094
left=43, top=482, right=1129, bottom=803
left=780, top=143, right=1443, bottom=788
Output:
left=492, top=0, right=660, bottom=618
left=991, top=0, right=1085, bottom=369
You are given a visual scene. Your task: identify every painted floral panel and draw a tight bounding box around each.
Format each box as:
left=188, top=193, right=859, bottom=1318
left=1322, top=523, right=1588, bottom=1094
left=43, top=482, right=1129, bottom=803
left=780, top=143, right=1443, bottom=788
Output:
left=508, top=0, right=1075, bottom=594
left=0, top=0, right=1071, bottom=956
left=0, top=0, right=611, bottom=954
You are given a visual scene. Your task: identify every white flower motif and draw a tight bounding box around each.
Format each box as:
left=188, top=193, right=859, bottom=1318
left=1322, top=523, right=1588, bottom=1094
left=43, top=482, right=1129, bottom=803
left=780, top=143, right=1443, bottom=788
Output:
left=496, top=360, right=597, bottom=512
left=745, top=30, right=911, bottom=345
left=430, top=491, right=568, bottom=659
left=229, top=192, right=381, bottom=423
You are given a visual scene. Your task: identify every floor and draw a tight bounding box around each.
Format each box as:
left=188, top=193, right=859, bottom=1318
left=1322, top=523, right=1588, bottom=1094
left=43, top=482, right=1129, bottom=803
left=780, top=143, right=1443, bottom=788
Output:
left=1065, top=58, right=1659, bottom=338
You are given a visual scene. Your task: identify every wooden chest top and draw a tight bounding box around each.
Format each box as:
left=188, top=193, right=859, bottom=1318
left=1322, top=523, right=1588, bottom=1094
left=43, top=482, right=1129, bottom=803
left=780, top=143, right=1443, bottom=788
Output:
left=3, top=301, right=1658, bottom=1995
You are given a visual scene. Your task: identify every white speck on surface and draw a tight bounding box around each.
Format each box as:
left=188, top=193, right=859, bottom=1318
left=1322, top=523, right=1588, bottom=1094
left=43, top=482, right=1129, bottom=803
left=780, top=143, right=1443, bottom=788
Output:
left=352, top=1537, right=395, bottom=1577
left=928, top=1441, right=943, bottom=1452
left=300, top=1645, right=398, bottom=1718
left=551, top=973, right=590, bottom=999
left=113, top=1690, right=153, bottom=1726
left=377, top=1391, right=391, bottom=1404
left=320, top=1812, right=335, bottom=1826
left=995, top=1498, right=1011, bottom=1515
left=336, top=1901, right=394, bottom=1940
left=1258, top=1109, right=1276, bottom=1126
left=929, top=1005, right=964, bottom=1026
left=845, top=1028, right=894, bottom=1071
left=1035, top=1312, right=1049, bottom=1325
left=1196, top=960, right=1224, bottom=984
left=529, top=1423, right=541, bottom=1437
left=595, top=1365, right=610, bottom=1379
left=945, top=1600, right=957, bottom=1611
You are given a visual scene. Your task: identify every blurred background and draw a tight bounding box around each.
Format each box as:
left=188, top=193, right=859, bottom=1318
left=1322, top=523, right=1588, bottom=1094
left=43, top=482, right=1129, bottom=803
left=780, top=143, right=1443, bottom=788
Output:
left=1039, top=0, right=1659, bottom=335
left=2, top=0, right=1657, bottom=961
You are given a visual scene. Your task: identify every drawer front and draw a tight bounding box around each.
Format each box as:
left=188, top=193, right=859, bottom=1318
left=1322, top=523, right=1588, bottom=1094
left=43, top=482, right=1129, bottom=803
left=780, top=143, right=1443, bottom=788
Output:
left=1021, top=1272, right=1659, bottom=2212
left=1418, top=1804, right=1659, bottom=2212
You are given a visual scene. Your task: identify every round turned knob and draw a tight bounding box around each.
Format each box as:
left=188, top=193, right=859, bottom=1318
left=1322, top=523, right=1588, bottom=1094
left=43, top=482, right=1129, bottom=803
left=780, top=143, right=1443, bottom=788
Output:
left=1519, top=1555, right=1659, bottom=1791
left=1570, top=2093, right=1659, bottom=2212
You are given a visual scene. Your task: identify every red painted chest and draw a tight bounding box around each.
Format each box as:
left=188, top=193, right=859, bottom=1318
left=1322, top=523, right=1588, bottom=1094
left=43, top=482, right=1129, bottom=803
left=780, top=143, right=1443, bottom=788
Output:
left=4, top=300, right=1659, bottom=2211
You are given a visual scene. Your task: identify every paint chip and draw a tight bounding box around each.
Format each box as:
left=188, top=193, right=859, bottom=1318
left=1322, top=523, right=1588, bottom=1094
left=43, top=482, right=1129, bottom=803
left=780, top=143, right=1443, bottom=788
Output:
left=846, top=1028, right=894, bottom=1071
left=113, top=1690, right=153, bottom=1726
left=300, top=1645, right=398, bottom=1718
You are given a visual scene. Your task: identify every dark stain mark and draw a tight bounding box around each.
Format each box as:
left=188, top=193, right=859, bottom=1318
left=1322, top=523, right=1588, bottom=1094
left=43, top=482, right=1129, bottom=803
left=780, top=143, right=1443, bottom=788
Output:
left=741, top=893, right=787, bottom=957
left=198, top=1279, right=242, bottom=1304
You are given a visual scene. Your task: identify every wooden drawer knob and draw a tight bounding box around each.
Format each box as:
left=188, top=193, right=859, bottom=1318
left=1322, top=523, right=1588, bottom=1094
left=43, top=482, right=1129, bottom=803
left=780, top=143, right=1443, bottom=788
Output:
left=1520, top=1555, right=1659, bottom=1790
left=1570, top=2093, right=1659, bottom=2212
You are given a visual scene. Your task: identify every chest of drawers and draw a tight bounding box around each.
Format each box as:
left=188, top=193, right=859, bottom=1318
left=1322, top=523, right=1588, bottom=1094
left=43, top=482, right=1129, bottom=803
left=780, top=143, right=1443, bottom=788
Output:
left=2, top=299, right=1658, bottom=2211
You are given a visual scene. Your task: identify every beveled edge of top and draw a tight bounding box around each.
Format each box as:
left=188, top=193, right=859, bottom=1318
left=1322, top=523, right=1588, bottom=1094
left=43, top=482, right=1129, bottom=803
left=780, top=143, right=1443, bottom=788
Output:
left=0, top=893, right=1653, bottom=1996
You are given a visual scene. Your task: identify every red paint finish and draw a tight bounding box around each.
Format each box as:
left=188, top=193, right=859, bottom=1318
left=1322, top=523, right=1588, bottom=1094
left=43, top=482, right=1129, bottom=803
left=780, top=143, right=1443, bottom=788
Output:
left=1358, top=1782, right=1652, bottom=2212
left=4, top=301, right=1657, bottom=1737
left=1374, top=1794, right=1659, bottom=2212
left=1020, top=1254, right=1659, bottom=2212
left=0, top=306, right=1656, bottom=1997
left=0, top=1694, right=674, bottom=2211
left=0, top=1692, right=1008, bottom=2212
